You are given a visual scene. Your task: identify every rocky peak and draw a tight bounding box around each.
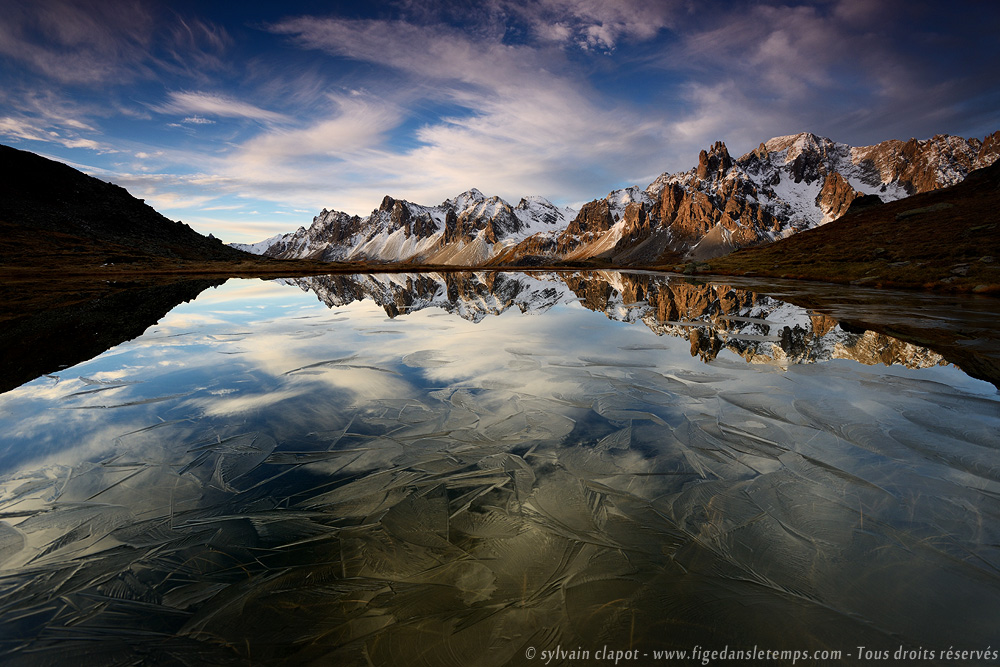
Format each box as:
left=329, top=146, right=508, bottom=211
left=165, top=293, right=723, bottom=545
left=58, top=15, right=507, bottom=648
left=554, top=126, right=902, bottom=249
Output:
left=696, top=141, right=734, bottom=181
left=976, top=130, right=1000, bottom=167
left=566, top=199, right=614, bottom=236
left=314, top=208, right=356, bottom=228
left=456, top=196, right=519, bottom=243
left=447, top=188, right=487, bottom=212
left=390, top=200, right=411, bottom=228
left=771, top=133, right=842, bottom=184
left=372, top=195, right=436, bottom=239
left=764, top=132, right=824, bottom=155
left=620, top=201, right=647, bottom=235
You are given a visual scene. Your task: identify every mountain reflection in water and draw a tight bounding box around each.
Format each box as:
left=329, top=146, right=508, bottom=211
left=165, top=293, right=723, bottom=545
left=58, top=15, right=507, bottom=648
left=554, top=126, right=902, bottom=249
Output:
left=0, top=271, right=998, bottom=666
left=286, top=271, right=949, bottom=373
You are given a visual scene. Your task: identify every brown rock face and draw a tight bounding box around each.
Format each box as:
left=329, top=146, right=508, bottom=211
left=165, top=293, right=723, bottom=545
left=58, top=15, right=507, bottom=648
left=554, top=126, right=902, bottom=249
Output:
left=976, top=130, right=1000, bottom=167
left=567, top=199, right=614, bottom=235
left=376, top=197, right=436, bottom=238
left=443, top=209, right=460, bottom=244
left=390, top=200, right=410, bottom=228
left=379, top=195, right=396, bottom=212
left=455, top=198, right=519, bottom=244
left=850, top=134, right=991, bottom=195
left=621, top=201, right=647, bottom=233
left=650, top=177, right=783, bottom=254
left=557, top=199, right=615, bottom=254
left=695, top=141, right=734, bottom=182
left=654, top=183, right=719, bottom=247
left=817, top=171, right=862, bottom=220
left=409, top=211, right=437, bottom=238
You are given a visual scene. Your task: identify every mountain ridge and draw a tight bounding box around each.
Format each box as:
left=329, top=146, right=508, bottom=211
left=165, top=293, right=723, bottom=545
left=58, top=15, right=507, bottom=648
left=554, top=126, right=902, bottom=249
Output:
left=706, top=157, right=1000, bottom=291
left=237, top=130, right=999, bottom=267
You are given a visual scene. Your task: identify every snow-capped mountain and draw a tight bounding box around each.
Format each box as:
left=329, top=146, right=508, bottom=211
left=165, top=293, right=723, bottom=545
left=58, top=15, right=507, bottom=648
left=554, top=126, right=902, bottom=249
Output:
left=233, top=188, right=576, bottom=265
left=545, top=131, right=999, bottom=263
left=234, top=130, right=999, bottom=265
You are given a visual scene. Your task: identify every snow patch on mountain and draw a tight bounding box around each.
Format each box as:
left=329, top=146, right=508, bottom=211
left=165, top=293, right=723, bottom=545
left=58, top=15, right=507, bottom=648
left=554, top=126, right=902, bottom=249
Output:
left=231, top=232, right=296, bottom=255
left=235, top=188, right=577, bottom=264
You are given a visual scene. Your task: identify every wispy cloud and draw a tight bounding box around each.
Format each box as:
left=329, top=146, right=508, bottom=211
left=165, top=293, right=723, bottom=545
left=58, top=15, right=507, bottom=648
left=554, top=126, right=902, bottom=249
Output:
left=0, top=0, right=155, bottom=84
left=233, top=94, right=401, bottom=162
left=154, top=91, right=289, bottom=123
left=663, top=0, right=1000, bottom=148
left=0, top=116, right=106, bottom=151
left=103, top=170, right=235, bottom=211
left=250, top=16, right=672, bottom=210
left=498, top=0, right=684, bottom=51
left=0, top=0, right=232, bottom=85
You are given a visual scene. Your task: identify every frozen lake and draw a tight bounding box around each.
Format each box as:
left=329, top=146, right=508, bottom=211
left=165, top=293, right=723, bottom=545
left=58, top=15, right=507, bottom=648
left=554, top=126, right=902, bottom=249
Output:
left=1, top=271, right=998, bottom=665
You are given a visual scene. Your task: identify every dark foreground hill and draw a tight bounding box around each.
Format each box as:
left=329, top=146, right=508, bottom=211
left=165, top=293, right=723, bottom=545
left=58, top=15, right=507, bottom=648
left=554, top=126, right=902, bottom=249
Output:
left=0, top=145, right=360, bottom=323
left=0, top=144, right=247, bottom=261
left=703, top=160, right=1000, bottom=293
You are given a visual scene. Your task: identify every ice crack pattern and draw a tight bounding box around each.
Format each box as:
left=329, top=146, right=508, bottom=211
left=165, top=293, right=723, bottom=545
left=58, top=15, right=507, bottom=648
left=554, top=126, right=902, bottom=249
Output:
left=0, top=271, right=997, bottom=665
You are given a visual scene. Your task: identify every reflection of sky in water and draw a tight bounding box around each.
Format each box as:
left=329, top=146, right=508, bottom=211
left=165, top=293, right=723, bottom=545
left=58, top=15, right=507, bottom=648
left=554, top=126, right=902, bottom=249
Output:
left=0, top=278, right=716, bottom=471
left=1, top=275, right=999, bottom=664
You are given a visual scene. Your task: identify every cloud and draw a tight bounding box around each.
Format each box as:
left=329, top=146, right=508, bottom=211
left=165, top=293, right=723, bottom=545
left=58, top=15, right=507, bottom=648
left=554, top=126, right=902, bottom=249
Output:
left=102, top=170, right=235, bottom=211
left=160, top=16, right=233, bottom=80
left=0, top=0, right=233, bottom=86
left=7, top=0, right=994, bottom=245
left=391, top=0, right=684, bottom=51
left=0, top=116, right=106, bottom=151
left=663, top=0, right=1000, bottom=149
left=233, top=94, right=401, bottom=163
left=0, top=85, right=112, bottom=150
left=0, top=0, right=155, bottom=84
left=237, top=16, right=674, bottom=212
left=154, top=91, right=289, bottom=123
left=501, top=0, right=684, bottom=51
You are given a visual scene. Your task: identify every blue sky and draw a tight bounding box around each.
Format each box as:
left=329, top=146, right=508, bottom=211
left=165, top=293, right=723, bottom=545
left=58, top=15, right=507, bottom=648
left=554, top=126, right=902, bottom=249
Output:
left=1, top=0, right=998, bottom=243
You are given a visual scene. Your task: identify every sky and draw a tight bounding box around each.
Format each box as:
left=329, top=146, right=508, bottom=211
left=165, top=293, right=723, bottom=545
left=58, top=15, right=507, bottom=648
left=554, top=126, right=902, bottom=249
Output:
left=1, top=0, right=998, bottom=244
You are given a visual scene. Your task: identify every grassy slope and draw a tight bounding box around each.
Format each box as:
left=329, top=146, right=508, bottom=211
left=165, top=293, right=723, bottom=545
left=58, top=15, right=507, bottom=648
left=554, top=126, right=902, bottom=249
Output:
left=693, top=161, right=1000, bottom=293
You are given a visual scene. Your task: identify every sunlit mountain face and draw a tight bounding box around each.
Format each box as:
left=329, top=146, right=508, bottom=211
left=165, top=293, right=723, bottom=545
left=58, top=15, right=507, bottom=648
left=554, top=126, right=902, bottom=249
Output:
left=1, top=271, right=998, bottom=664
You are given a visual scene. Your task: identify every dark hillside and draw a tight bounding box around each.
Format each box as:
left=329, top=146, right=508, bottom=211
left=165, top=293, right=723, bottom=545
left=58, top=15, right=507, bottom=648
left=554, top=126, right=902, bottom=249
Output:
left=703, top=160, right=1000, bottom=292
left=0, top=144, right=246, bottom=260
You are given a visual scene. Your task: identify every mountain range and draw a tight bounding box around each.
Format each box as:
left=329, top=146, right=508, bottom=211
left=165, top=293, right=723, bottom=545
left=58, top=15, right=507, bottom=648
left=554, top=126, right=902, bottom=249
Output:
left=235, top=131, right=1000, bottom=266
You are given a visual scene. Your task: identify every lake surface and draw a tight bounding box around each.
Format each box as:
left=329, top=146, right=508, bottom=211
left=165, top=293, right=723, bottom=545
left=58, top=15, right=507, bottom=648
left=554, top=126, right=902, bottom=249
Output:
left=1, top=271, right=998, bottom=665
